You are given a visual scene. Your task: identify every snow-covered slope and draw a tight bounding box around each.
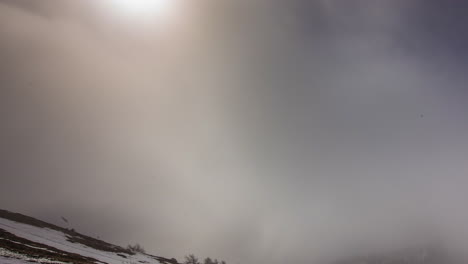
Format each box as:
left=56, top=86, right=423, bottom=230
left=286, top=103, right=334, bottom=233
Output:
left=0, top=209, right=176, bottom=264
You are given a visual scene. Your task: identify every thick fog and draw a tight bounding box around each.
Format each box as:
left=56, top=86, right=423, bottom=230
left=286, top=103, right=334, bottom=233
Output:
left=2, top=1, right=468, bottom=264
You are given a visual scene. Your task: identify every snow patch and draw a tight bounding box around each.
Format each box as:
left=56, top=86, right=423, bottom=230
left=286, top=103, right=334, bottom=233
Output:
left=0, top=217, right=158, bottom=264
left=0, top=247, right=68, bottom=264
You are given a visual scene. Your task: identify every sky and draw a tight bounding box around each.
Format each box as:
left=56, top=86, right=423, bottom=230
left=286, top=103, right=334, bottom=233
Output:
left=2, top=1, right=468, bottom=264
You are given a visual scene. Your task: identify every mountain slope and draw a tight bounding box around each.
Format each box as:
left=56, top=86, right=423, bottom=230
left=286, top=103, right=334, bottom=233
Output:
left=0, top=209, right=177, bottom=264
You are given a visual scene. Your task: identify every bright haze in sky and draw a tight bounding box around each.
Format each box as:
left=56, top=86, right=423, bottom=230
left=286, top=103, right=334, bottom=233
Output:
left=2, top=1, right=468, bottom=264
left=105, top=0, right=180, bottom=23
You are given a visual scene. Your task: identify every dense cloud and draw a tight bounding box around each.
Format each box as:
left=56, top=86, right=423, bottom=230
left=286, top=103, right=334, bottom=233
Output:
left=2, top=1, right=468, bottom=264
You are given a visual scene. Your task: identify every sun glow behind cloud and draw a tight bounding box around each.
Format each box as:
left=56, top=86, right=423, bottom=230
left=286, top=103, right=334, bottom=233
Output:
left=106, top=0, right=179, bottom=24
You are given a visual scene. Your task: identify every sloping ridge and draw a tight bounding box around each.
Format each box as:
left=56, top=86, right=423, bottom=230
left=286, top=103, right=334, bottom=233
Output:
left=0, top=209, right=177, bottom=264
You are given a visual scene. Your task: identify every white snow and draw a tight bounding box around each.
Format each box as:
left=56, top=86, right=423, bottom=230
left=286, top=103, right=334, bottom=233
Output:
left=0, top=237, right=58, bottom=253
left=0, top=217, right=159, bottom=264
left=0, top=248, right=68, bottom=264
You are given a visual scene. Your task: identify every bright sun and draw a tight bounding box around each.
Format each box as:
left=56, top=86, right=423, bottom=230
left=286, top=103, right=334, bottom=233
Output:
left=111, top=0, right=177, bottom=21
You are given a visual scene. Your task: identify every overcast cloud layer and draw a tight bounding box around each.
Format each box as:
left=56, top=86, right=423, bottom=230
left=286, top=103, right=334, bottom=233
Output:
left=2, top=1, right=468, bottom=264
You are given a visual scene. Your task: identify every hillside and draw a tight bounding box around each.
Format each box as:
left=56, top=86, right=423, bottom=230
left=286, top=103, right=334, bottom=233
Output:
left=0, top=209, right=178, bottom=264
left=0, top=209, right=457, bottom=264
